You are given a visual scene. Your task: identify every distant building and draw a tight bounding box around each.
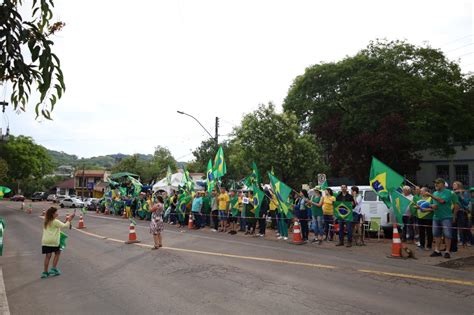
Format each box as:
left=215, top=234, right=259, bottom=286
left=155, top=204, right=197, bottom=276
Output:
left=416, top=145, right=473, bottom=187
left=74, top=170, right=110, bottom=198
left=55, top=178, right=75, bottom=196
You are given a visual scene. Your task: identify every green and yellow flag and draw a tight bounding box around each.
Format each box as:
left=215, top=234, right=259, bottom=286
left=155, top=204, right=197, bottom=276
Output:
left=213, top=146, right=227, bottom=178
left=268, top=172, right=292, bottom=217
left=334, top=201, right=353, bottom=221
left=128, top=176, right=143, bottom=197
left=252, top=184, right=265, bottom=217
left=206, top=159, right=215, bottom=193
left=389, top=189, right=411, bottom=227
left=244, top=162, right=261, bottom=187
left=0, top=186, right=11, bottom=200
left=369, top=157, right=404, bottom=207
left=230, top=196, right=240, bottom=217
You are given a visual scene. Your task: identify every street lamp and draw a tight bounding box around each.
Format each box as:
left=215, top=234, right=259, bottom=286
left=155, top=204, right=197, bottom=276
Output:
left=177, top=110, right=218, bottom=144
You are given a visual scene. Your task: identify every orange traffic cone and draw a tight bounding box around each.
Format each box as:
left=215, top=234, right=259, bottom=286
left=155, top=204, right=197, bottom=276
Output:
left=188, top=213, right=194, bottom=229
left=389, top=223, right=402, bottom=258
left=290, top=219, right=305, bottom=245
left=125, top=223, right=140, bottom=244
left=77, top=214, right=86, bottom=229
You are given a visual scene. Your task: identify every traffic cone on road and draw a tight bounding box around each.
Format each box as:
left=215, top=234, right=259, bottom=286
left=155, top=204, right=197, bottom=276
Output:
left=389, top=223, right=402, bottom=258
left=77, top=214, right=86, bottom=229
left=188, top=213, right=194, bottom=229
left=125, top=223, right=140, bottom=244
left=290, top=219, right=305, bottom=245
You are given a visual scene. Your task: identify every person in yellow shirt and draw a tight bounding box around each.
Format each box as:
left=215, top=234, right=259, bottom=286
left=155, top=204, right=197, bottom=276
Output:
left=322, top=188, right=336, bottom=241
left=41, top=207, right=74, bottom=278
left=218, top=187, right=230, bottom=232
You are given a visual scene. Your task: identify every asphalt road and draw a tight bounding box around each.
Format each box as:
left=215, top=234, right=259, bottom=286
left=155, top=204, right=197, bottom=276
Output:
left=2, top=201, right=474, bottom=314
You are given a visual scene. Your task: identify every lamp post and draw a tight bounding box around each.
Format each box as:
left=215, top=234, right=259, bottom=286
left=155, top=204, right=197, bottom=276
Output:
left=177, top=110, right=218, bottom=144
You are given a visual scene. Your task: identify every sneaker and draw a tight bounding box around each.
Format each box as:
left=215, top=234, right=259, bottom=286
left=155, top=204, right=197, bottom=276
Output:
left=311, top=239, right=318, bottom=244
left=40, top=271, right=49, bottom=279
left=49, top=268, right=61, bottom=276
left=277, top=236, right=283, bottom=240
left=444, top=252, right=451, bottom=259
left=211, top=229, right=217, bottom=232
left=283, top=237, right=288, bottom=240
left=276, top=233, right=280, bottom=237
left=430, top=251, right=442, bottom=257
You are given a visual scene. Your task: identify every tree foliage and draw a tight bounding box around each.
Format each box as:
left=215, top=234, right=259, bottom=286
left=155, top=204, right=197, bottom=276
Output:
left=0, top=135, right=53, bottom=191
left=188, top=104, right=328, bottom=189
left=284, top=39, right=474, bottom=183
left=111, top=146, right=177, bottom=183
left=1, top=0, right=65, bottom=119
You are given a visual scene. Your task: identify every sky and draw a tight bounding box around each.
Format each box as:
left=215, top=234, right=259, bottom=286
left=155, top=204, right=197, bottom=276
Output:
left=2, top=0, right=473, bottom=162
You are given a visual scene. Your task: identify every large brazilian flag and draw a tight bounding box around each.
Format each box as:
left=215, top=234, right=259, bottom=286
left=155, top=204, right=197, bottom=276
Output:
left=251, top=184, right=265, bottom=217
left=389, top=189, right=411, bottom=227
left=0, top=186, right=11, bottom=200
left=213, top=146, right=227, bottom=178
left=334, top=201, right=353, bottom=221
left=369, top=157, right=404, bottom=208
left=230, top=196, right=240, bottom=217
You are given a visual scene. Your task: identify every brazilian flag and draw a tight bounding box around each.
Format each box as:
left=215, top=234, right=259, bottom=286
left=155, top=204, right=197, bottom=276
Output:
left=369, top=157, right=404, bottom=208
left=389, top=190, right=411, bottom=227
left=206, top=159, right=215, bottom=193
left=268, top=172, right=293, bottom=217
left=334, top=201, right=353, bottom=221
left=230, top=196, right=240, bottom=217
left=244, top=162, right=261, bottom=187
left=252, top=184, right=265, bottom=217
left=0, top=186, right=11, bottom=200
left=213, top=146, right=227, bottom=178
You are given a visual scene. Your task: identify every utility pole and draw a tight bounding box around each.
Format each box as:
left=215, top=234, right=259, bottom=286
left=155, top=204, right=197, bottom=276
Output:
left=215, top=117, right=219, bottom=145
left=82, top=164, right=85, bottom=200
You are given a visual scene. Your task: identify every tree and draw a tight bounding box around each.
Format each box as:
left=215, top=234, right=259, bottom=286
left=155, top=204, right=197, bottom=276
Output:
left=1, top=0, right=65, bottom=119
left=284, top=39, right=474, bottom=183
left=0, top=158, right=8, bottom=184
left=143, top=146, right=177, bottom=183
left=0, top=135, right=53, bottom=191
left=233, top=103, right=327, bottom=188
left=110, top=147, right=177, bottom=183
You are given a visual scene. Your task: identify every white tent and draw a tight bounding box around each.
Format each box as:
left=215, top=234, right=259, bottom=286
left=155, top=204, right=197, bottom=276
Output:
left=152, top=172, right=184, bottom=193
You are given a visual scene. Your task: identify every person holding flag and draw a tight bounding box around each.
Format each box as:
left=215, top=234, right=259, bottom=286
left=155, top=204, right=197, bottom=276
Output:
left=228, top=189, right=240, bottom=235
left=335, top=185, right=355, bottom=247
left=426, top=178, right=455, bottom=259
left=41, top=207, right=75, bottom=278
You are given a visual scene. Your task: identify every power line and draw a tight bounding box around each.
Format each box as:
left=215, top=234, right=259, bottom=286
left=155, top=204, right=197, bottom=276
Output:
left=440, top=34, right=474, bottom=47
left=446, top=42, right=474, bottom=53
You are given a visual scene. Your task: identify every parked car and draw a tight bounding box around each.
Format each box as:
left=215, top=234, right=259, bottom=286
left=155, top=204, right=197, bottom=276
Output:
left=59, top=197, right=84, bottom=208
left=10, top=194, right=25, bottom=202
left=47, top=194, right=57, bottom=202
left=31, top=192, right=48, bottom=201
left=56, top=195, right=67, bottom=203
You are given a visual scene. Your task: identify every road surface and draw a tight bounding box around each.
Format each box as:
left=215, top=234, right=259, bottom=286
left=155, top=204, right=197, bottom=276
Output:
left=2, top=201, right=474, bottom=314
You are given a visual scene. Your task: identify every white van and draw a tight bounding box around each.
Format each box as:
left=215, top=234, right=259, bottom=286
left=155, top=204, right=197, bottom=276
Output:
left=329, top=185, right=392, bottom=234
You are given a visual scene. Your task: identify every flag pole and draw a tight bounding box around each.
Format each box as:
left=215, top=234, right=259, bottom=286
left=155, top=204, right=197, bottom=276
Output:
left=403, top=177, right=418, bottom=188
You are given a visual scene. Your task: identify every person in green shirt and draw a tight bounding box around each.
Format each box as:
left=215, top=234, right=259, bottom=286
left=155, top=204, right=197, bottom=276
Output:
left=309, top=189, right=323, bottom=244
left=426, top=178, right=455, bottom=259
left=41, top=207, right=74, bottom=278
left=414, top=187, right=434, bottom=250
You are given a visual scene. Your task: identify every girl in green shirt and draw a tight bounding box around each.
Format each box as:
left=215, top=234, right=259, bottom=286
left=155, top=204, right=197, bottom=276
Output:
left=41, top=207, right=74, bottom=279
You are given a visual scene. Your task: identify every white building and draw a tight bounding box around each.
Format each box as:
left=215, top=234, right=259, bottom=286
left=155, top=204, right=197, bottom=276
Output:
left=416, top=145, right=474, bottom=187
